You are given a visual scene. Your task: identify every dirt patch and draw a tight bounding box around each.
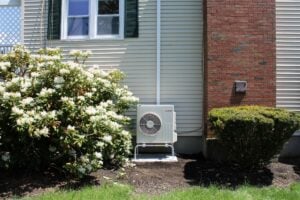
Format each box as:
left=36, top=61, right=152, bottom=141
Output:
left=95, top=155, right=300, bottom=194
left=1, top=155, right=300, bottom=199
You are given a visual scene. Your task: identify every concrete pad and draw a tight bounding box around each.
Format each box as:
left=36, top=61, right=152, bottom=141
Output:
left=132, top=154, right=178, bottom=162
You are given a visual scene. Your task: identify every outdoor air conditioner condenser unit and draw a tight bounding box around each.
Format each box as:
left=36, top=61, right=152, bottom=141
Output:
left=136, top=104, right=177, bottom=144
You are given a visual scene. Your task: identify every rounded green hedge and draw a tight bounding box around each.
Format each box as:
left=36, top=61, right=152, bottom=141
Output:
left=208, top=106, right=300, bottom=168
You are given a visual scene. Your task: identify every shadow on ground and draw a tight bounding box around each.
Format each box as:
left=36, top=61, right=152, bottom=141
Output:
left=183, top=155, right=273, bottom=188
left=279, top=156, right=300, bottom=178
left=1, top=155, right=300, bottom=198
left=0, top=170, right=99, bottom=198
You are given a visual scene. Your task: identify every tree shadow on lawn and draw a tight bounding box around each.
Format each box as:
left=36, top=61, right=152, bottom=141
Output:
left=0, top=169, right=100, bottom=199
left=279, top=156, right=300, bottom=178
left=183, top=155, right=274, bottom=188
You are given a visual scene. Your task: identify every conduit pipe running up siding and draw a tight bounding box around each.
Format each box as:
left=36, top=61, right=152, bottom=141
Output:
left=156, top=0, right=161, bottom=104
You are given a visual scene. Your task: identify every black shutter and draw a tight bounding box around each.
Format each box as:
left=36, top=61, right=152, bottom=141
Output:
left=125, top=0, right=139, bottom=38
left=47, top=0, right=62, bottom=40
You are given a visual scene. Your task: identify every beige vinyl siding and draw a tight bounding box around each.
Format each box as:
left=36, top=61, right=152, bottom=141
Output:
left=161, top=0, right=203, bottom=134
left=276, top=0, right=300, bottom=112
left=23, top=0, right=48, bottom=48
left=23, top=0, right=203, bottom=136
left=276, top=0, right=300, bottom=135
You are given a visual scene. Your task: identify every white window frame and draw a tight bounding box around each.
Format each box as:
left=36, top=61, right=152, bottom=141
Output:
left=61, top=0, right=124, bottom=40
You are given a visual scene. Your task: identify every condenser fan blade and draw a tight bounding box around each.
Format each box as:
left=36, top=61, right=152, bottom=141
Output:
left=139, top=113, right=161, bottom=135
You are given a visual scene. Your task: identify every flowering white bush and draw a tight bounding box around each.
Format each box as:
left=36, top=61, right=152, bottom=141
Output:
left=0, top=45, right=138, bottom=177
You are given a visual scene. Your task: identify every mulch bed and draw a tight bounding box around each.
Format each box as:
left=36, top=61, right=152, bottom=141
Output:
left=1, top=155, right=300, bottom=199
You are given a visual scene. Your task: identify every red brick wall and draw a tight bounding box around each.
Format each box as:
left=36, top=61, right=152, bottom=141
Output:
left=204, top=0, right=276, bottom=115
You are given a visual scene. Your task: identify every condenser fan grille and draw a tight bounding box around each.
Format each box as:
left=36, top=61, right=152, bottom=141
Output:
left=139, top=113, right=161, bottom=135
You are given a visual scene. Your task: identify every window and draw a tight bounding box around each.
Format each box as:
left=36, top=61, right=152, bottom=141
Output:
left=97, top=0, right=119, bottom=35
left=48, top=0, right=138, bottom=40
left=67, top=0, right=89, bottom=37
left=61, top=0, right=124, bottom=40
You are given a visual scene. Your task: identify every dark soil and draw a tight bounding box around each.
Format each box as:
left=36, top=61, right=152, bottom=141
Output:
left=1, top=155, right=300, bottom=199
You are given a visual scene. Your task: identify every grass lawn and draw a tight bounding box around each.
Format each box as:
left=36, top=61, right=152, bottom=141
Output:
left=22, top=183, right=300, bottom=200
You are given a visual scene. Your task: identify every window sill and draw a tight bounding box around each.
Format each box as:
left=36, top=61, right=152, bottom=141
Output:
left=61, top=36, right=124, bottom=41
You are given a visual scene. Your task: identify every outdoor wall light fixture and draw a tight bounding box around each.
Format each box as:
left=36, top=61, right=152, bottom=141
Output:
left=235, top=80, right=247, bottom=93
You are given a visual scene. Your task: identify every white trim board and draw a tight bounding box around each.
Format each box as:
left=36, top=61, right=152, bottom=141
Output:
left=0, top=0, right=20, bottom=6
left=20, top=0, right=24, bottom=43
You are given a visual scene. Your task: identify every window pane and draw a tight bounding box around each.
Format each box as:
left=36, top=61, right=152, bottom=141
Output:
left=97, top=16, right=119, bottom=35
left=68, top=17, right=89, bottom=36
left=69, top=0, right=89, bottom=16
left=98, top=0, right=119, bottom=15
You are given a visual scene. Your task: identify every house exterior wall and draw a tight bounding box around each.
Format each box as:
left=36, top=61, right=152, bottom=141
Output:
left=23, top=0, right=48, bottom=48
left=204, top=0, right=276, bottom=123
left=276, top=0, right=300, bottom=158
left=276, top=0, right=300, bottom=114
left=23, top=0, right=204, bottom=153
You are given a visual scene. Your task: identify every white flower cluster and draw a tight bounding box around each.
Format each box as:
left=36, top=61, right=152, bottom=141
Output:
left=34, top=127, right=49, bottom=137
left=16, top=115, right=34, bottom=126
left=54, top=76, right=65, bottom=84
left=83, top=71, right=94, bottom=79
left=94, top=152, right=102, bottom=159
left=31, top=55, right=60, bottom=62
left=39, top=88, right=55, bottom=97
left=14, top=108, right=56, bottom=134
left=120, top=130, right=130, bottom=137
left=70, top=50, right=92, bottom=57
left=88, top=66, right=108, bottom=78
left=12, top=106, right=24, bottom=115
left=119, top=89, right=139, bottom=103
left=12, top=108, right=56, bottom=135
left=59, top=68, right=70, bottom=75
left=37, top=48, right=61, bottom=56
left=0, top=62, right=10, bottom=71
left=77, top=96, right=85, bottom=101
left=103, top=135, right=112, bottom=143
left=121, top=95, right=139, bottom=102
left=84, top=92, right=93, bottom=98
left=85, top=101, right=112, bottom=117
left=107, top=111, right=126, bottom=121
left=53, top=76, right=65, bottom=89
left=31, top=72, right=40, bottom=78
left=5, top=77, right=21, bottom=88
left=89, top=115, right=108, bottom=122
left=21, top=97, right=34, bottom=106
left=64, top=61, right=82, bottom=70
left=40, top=110, right=56, bottom=119
left=3, top=92, right=21, bottom=100
left=104, top=120, right=121, bottom=132
left=13, top=45, right=31, bottom=54
left=65, top=125, right=77, bottom=135
left=61, top=96, right=75, bottom=107
left=20, top=79, right=32, bottom=92
left=86, top=106, right=97, bottom=115
left=98, top=78, right=111, bottom=88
